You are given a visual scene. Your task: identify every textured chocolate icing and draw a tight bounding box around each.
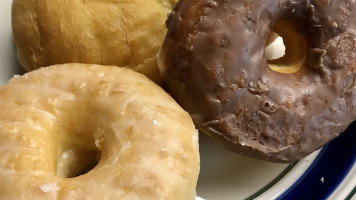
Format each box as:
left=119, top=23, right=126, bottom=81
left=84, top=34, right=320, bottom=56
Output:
left=159, top=0, right=356, bottom=162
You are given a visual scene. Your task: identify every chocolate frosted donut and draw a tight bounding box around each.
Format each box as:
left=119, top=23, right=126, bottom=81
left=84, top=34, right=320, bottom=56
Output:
left=159, top=0, right=356, bottom=162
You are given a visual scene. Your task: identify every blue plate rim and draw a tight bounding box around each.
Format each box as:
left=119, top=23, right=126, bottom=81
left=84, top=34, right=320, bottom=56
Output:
left=275, top=121, right=356, bottom=200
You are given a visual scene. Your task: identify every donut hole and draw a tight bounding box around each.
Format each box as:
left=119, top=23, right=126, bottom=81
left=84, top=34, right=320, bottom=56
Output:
left=75, top=159, right=99, bottom=177
left=265, top=20, right=307, bottom=74
left=264, top=32, right=285, bottom=60
left=57, top=147, right=100, bottom=178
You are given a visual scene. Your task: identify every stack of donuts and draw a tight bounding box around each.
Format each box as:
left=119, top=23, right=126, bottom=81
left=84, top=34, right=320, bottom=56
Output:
left=2, top=0, right=356, bottom=199
left=3, top=0, right=199, bottom=199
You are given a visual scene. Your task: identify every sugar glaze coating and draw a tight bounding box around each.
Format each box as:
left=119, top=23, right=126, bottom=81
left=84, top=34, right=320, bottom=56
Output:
left=0, top=64, right=199, bottom=199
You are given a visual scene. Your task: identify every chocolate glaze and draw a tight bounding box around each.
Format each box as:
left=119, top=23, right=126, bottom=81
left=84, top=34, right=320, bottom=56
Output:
left=159, top=0, right=356, bottom=162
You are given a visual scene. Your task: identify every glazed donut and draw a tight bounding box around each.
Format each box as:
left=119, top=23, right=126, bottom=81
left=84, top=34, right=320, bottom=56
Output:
left=159, top=0, right=356, bottom=162
left=12, top=0, right=177, bottom=83
left=0, top=64, right=199, bottom=199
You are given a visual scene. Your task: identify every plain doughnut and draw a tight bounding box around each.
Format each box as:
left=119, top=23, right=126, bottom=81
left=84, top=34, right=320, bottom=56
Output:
left=12, top=0, right=177, bottom=82
left=159, top=0, right=356, bottom=162
left=0, top=64, right=199, bottom=199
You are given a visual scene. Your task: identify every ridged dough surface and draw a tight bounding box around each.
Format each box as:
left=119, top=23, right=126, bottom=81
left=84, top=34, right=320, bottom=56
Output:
left=0, top=63, right=199, bottom=200
left=12, top=0, right=177, bottom=83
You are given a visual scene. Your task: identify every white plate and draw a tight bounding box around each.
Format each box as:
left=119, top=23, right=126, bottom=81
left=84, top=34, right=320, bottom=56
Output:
left=1, top=1, right=355, bottom=199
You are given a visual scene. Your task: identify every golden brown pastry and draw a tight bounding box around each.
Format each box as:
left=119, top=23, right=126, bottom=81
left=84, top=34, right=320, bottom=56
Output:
left=12, top=0, right=177, bottom=83
left=156, top=0, right=178, bottom=13
left=0, top=63, right=199, bottom=199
